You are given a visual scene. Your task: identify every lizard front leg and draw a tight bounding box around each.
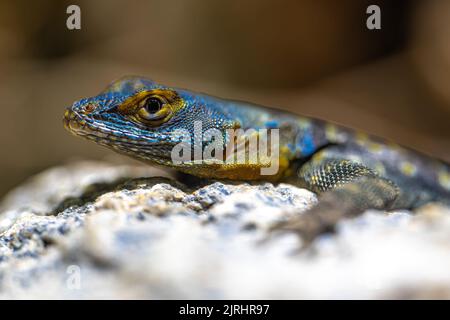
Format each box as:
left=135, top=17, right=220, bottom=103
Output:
left=272, top=154, right=400, bottom=247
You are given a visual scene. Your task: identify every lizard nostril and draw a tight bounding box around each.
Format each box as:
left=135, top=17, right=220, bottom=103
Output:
left=84, top=103, right=97, bottom=113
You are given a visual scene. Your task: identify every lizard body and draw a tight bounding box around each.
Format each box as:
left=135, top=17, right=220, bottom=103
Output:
left=64, top=76, right=450, bottom=244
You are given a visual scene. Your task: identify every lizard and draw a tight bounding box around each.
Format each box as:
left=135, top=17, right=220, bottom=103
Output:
left=63, top=76, right=450, bottom=245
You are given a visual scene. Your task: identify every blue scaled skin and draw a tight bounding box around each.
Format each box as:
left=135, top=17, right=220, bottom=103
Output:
left=64, top=76, right=450, bottom=244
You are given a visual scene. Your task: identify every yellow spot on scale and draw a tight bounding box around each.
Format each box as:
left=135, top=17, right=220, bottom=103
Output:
left=347, top=154, right=362, bottom=164
left=438, top=171, right=450, bottom=189
left=400, top=161, right=417, bottom=176
left=387, top=142, right=402, bottom=152
left=325, top=124, right=338, bottom=141
left=280, top=145, right=295, bottom=160
left=111, top=82, right=121, bottom=92
left=312, top=151, right=325, bottom=162
left=298, top=118, right=311, bottom=130
left=283, top=168, right=293, bottom=178
left=355, top=132, right=369, bottom=144
left=346, top=184, right=360, bottom=192
left=368, top=142, right=382, bottom=153
left=374, top=163, right=386, bottom=175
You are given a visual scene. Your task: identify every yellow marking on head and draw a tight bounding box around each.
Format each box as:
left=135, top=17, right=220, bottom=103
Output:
left=438, top=171, right=450, bottom=189
left=400, top=161, right=417, bottom=176
left=111, top=82, right=122, bottom=92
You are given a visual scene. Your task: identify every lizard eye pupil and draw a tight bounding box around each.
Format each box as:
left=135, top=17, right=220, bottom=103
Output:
left=144, top=98, right=162, bottom=114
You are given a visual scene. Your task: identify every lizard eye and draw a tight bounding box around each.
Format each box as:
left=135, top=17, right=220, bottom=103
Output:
left=143, top=97, right=162, bottom=114
left=117, top=89, right=181, bottom=126
left=136, top=96, right=172, bottom=124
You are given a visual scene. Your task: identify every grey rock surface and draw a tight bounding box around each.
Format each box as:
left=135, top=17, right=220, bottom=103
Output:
left=0, top=161, right=449, bottom=299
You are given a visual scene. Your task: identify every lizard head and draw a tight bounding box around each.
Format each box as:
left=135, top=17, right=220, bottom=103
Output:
left=63, top=76, right=240, bottom=170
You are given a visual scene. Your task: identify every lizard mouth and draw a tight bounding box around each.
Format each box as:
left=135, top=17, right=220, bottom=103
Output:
left=63, top=109, right=84, bottom=133
left=63, top=108, right=119, bottom=143
left=63, top=107, right=176, bottom=163
left=63, top=109, right=104, bottom=140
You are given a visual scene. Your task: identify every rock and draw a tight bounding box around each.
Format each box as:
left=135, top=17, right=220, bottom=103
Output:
left=0, top=161, right=450, bottom=299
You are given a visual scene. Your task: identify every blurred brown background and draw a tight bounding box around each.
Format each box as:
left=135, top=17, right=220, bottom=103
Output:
left=0, top=0, right=449, bottom=197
